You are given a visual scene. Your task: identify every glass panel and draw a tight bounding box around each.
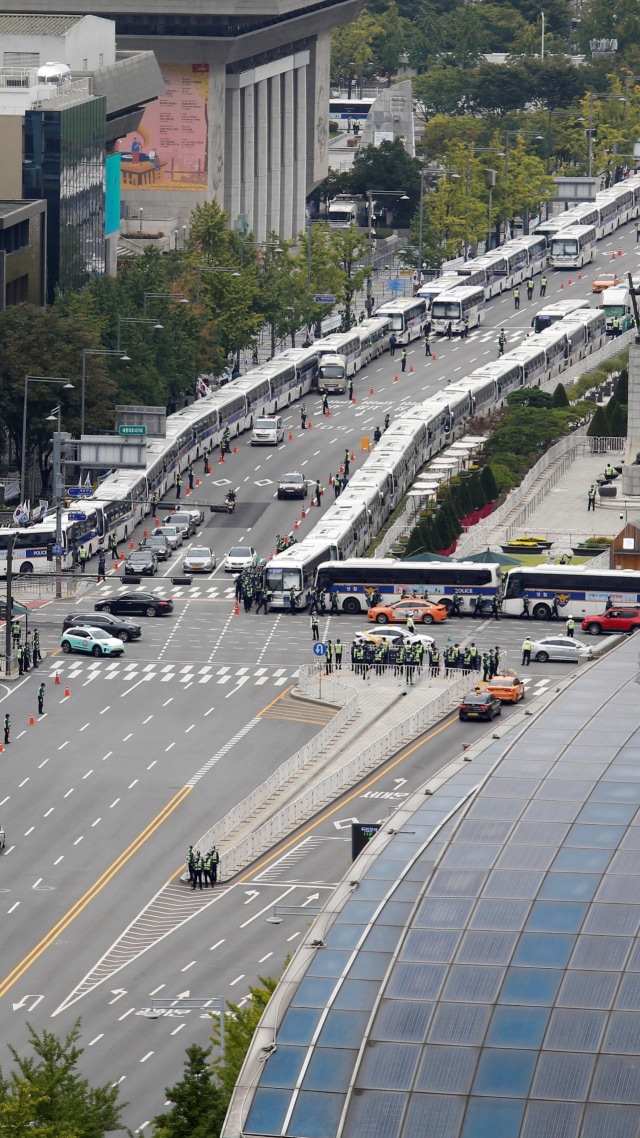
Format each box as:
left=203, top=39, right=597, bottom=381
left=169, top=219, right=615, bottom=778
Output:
left=342, top=1090, right=407, bottom=1138
left=307, top=950, right=352, bottom=978
left=440, top=844, right=502, bottom=869
left=428, top=1002, right=492, bottom=1045
left=302, top=1048, right=357, bottom=1093
left=565, top=824, right=625, bottom=848
left=372, top=1000, right=433, bottom=1043
left=496, top=845, right=556, bottom=871
left=357, top=1042, right=420, bottom=1090
left=624, top=941, right=640, bottom=970
left=365, top=858, right=412, bottom=880
left=403, top=1093, right=465, bottom=1138
left=604, top=1012, right=640, bottom=1054
left=591, top=781, right=640, bottom=803
left=532, top=1052, right=595, bottom=1099
left=349, top=952, right=392, bottom=981
left=553, top=848, right=613, bottom=872
left=584, top=905, right=640, bottom=936
left=592, top=1054, right=640, bottom=1102
left=336, top=901, right=382, bottom=924
left=578, top=803, right=637, bottom=825
left=332, top=979, right=380, bottom=1011
left=499, top=968, right=563, bottom=1005
left=521, top=1101, right=583, bottom=1138
left=597, top=876, right=640, bottom=903
left=401, top=930, right=461, bottom=963
left=512, top=933, right=575, bottom=968
left=546, top=1007, right=607, bottom=1051
left=428, top=869, right=489, bottom=896
left=441, top=966, right=505, bottom=1003
left=245, top=1087, right=291, bottom=1135
left=461, top=1097, right=526, bottom=1138
left=414, top=1044, right=478, bottom=1094
left=286, top=1090, right=345, bottom=1138
left=611, top=851, right=640, bottom=874
left=386, top=963, right=447, bottom=1001
left=558, top=970, right=618, bottom=1008
left=414, top=898, right=474, bottom=928
left=511, top=821, right=571, bottom=845
left=366, top=925, right=406, bottom=952
left=260, top=1046, right=306, bottom=1089
left=570, top=935, right=632, bottom=971
left=615, top=974, right=640, bottom=1010
left=470, top=898, right=531, bottom=931
left=583, top=1104, right=640, bottom=1138
left=293, top=977, right=337, bottom=1008
left=324, top=924, right=366, bottom=950
left=619, top=827, right=640, bottom=850
left=536, top=779, right=596, bottom=801
left=525, top=901, right=587, bottom=933
left=456, top=930, right=518, bottom=965
left=277, top=1007, right=323, bottom=1046
left=522, top=800, right=582, bottom=823
left=317, top=1010, right=370, bottom=1049
left=538, top=873, right=601, bottom=901
left=473, top=1049, right=536, bottom=1097
left=457, top=820, right=512, bottom=842
left=485, top=1006, right=549, bottom=1048
left=377, top=901, right=415, bottom=926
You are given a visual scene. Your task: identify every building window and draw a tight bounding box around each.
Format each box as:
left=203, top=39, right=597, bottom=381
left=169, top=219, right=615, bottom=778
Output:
left=0, top=219, right=29, bottom=253
left=4, top=51, right=39, bottom=68
left=99, top=54, right=104, bottom=67
left=6, top=275, right=29, bottom=307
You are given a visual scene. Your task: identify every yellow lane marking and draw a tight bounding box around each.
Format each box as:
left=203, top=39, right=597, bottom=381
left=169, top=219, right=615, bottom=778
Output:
left=256, top=684, right=295, bottom=716
left=0, top=786, right=192, bottom=1001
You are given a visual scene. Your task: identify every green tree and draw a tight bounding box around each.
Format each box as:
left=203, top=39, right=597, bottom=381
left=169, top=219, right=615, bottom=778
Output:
left=211, top=976, right=278, bottom=1102
left=256, top=234, right=305, bottom=356
left=468, top=471, right=487, bottom=510
left=480, top=464, right=499, bottom=501
left=552, top=382, right=570, bottom=407
left=327, top=226, right=371, bottom=327
left=347, top=141, right=422, bottom=218
left=614, top=367, right=629, bottom=405
left=587, top=405, right=610, bottom=436
left=298, top=223, right=345, bottom=335
left=0, top=1020, right=126, bottom=1137
left=413, top=65, right=471, bottom=118
left=506, top=387, right=553, bottom=409
left=330, top=11, right=382, bottom=95
left=608, top=402, right=627, bottom=437
left=152, top=1045, right=225, bottom=1138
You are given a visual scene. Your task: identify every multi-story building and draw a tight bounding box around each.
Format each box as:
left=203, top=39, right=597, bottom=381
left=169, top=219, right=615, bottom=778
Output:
left=0, top=198, right=46, bottom=309
left=0, top=1, right=363, bottom=242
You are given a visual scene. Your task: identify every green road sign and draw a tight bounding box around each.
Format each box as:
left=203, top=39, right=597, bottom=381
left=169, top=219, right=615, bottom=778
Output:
left=118, top=424, right=147, bottom=436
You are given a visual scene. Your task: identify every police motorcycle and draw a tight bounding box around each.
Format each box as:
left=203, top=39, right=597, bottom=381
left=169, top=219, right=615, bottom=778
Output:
left=209, top=487, right=237, bottom=515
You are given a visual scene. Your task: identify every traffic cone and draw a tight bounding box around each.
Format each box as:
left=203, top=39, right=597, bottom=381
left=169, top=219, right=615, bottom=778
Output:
left=352, top=396, right=357, bottom=404
left=611, top=251, right=617, bottom=260
left=143, top=529, right=148, bottom=538
left=329, top=473, right=333, bottom=485
left=219, top=452, right=224, bottom=463
left=578, top=274, right=582, bottom=281
left=0, top=744, right=3, bottom=754
left=370, top=386, right=374, bottom=395
left=233, top=445, right=238, bottom=454
left=310, top=498, right=315, bottom=506
left=618, top=249, right=623, bottom=257
left=301, top=508, right=306, bottom=519
left=55, top=672, right=60, bottom=685
left=294, top=518, right=299, bottom=530
left=393, top=374, right=399, bottom=383
left=567, top=278, right=572, bottom=286
left=64, top=686, right=70, bottom=698
left=233, top=598, right=239, bottom=615
left=409, top=364, right=414, bottom=374
left=154, top=517, right=159, bottom=526
left=186, top=487, right=191, bottom=496
left=129, top=539, right=135, bottom=550
left=120, top=551, right=125, bottom=559
left=114, top=561, right=120, bottom=571
left=350, top=452, right=355, bottom=462
left=308, top=420, right=313, bottom=429
left=326, top=410, right=331, bottom=417
left=196, top=478, right=201, bottom=486
left=29, top=714, right=35, bottom=726
left=560, top=282, right=564, bottom=289
left=288, top=431, right=293, bottom=441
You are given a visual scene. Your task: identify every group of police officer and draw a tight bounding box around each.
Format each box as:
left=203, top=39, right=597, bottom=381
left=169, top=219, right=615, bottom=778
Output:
left=186, top=844, right=220, bottom=889
left=347, top=638, right=503, bottom=682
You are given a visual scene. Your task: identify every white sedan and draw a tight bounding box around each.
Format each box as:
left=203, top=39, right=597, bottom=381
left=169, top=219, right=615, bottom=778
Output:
left=531, top=636, right=594, bottom=663
left=183, top=546, right=216, bottom=573
left=355, top=626, right=435, bottom=650
left=224, top=545, right=260, bottom=573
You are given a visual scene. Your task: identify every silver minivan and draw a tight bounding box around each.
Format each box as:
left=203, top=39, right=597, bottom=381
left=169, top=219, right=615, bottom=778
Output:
left=251, top=416, right=284, bottom=446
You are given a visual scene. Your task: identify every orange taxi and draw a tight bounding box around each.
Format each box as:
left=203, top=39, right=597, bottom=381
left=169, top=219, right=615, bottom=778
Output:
left=367, top=598, right=448, bottom=626
left=475, top=674, right=525, bottom=704
left=592, top=271, right=620, bottom=293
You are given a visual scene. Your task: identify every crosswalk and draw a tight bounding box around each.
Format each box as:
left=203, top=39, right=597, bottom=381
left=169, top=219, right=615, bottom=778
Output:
left=88, top=581, right=237, bottom=600
left=47, top=659, right=299, bottom=688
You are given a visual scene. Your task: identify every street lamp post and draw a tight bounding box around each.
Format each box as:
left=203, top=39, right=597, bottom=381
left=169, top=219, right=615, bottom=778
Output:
left=142, top=292, right=189, bottom=316
left=504, top=130, right=544, bottom=180
left=46, top=405, right=64, bottom=600
left=116, top=316, right=163, bottom=352
left=21, top=375, right=74, bottom=502
left=194, top=265, right=241, bottom=303
left=80, top=350, right=129, bottom=439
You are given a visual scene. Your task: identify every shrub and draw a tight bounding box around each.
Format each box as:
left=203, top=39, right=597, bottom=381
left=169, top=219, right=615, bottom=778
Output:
left=489, top=462, right=520, bottom=492
left=480, top=464, right=499, bottom=501
left=586, top=405, right=610, bottom=437
left=552, top=382, right=569, bottom=408
left=609, top=403, right=627, bottom=437
left=614, top=367, right=628, bottom=405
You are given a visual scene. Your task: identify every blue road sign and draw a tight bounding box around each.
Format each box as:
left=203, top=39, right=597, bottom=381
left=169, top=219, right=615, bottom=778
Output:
left=313, top=641, right=327, bottom=657
left=52, top=543, right=63, bottom=556
left=68, top=512, right=87, bottom=521
left=388, top=278, right=402, bottom=294
left=68, top=487, right=93, bottom=498
left=314, top=294, right=336, bottom=304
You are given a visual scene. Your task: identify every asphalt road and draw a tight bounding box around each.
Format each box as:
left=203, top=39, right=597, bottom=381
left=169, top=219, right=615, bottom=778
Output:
left=1, top=214, right=637, bottom=1130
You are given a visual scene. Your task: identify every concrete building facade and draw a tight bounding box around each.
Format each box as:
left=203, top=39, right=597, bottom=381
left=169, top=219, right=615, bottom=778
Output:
left=0, top=198, right=46, bottom=308
left=0, top=1, right=363, bottom=242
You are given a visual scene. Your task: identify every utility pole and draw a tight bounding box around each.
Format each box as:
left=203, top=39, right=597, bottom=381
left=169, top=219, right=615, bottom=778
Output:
left=51, top=415, right=63, bottom=601
left=4, top=536, right=14, bottom=677
left=417, top=168, right=425, bottom=288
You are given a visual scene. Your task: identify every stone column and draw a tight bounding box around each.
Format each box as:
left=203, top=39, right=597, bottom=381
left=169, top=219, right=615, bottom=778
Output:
left=208, top=61, right=226, bottom=208
left=241, top=83, right=255, bottom=231
left=254, top=78, right=268, bottom=241
left=281, top=69, right=294, bottom=239
left=224, top=84, right=241, bottom=226
left=622, top=341, right=640, bottom=496
left=268, top=73, right=282, bottom=237
left=293, top=65, right=307, bottom=240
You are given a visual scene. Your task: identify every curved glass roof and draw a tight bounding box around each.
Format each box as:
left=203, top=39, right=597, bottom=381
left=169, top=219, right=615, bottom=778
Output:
left=231, top=636, right=640, bottom=1138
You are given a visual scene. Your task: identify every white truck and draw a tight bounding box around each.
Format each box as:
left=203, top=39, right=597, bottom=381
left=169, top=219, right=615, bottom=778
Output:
left=327, top=195, right=368, bottom=228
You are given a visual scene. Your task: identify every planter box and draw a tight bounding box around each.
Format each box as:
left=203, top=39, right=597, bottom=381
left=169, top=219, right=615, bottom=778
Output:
left=502, top=545, right=548, bottom=556
left=572, top=546, right=609, bottom=556
left=598, top=485, right=617, bottom=498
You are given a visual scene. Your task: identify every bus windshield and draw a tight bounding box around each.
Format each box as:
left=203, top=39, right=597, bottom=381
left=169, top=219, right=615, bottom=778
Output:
left=266, top=566, right=303, bottom=593
left=319, top=363, right=345, bottom=379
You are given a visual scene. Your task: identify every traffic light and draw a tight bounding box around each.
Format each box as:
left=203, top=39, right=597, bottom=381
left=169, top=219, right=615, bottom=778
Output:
left=46, top=542, right=54, bottom=561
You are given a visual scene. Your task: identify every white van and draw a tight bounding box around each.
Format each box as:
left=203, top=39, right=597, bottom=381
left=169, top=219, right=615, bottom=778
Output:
left=251, top=415, right=284, bottom=446
left=317, top=353, right=347, bottom=394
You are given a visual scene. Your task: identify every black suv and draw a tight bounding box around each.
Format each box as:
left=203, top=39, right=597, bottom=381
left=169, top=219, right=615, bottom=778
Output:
left=459, top=691, right=502, bottom=722
left=62, top=611, right=142, bottom=641
left=95, top=592, right=173, bottom=617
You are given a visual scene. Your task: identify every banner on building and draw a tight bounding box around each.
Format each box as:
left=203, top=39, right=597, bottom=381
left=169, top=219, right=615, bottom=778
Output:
left=118, top=63, right=209, bottom=192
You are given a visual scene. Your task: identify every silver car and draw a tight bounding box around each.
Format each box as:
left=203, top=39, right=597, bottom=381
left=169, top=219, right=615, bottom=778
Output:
left=152, top=525, right=183, bottom=549
left=183, top=546, right=216, bottom=573
left=531, top=636, right=594, bottom=663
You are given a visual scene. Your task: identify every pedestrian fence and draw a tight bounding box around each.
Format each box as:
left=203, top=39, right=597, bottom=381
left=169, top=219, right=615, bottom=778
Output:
left=10, top=572, right=80, bottom=598
left=299, top=658, right=464, bottom=688
left=216, top=672, right=470, bottom=880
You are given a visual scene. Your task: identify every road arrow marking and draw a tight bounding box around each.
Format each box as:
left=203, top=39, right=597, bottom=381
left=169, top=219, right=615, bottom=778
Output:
left=244, top=889, right=260, bottom=904
left=12, top=994, right=43, bottom=1012
left=109, top=989, right=128, bottom=1004
left=301, top=893, right=320, bottom=907
left=393, top=778, right=408, bottom=788
left=333, top=817, right=358, bottom=830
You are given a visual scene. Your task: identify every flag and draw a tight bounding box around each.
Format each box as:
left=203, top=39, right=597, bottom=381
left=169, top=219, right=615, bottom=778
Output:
left=84, top=472, right=92, bottom=487
left=13, top=501, right=29, bottom=525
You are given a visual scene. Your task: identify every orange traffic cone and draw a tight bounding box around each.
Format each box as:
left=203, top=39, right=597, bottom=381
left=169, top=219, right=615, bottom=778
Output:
left=186, top=487, right=191, bottom=496
left=611, top=252, right=617, bottom=260
left=370, top=386, right=374, bottom=395
left=310, top=498, right=315, bottom=506
left=29, top=714, right=35, bottom=726
left=143, top=529, right=148, bottom=538
left=64, top=686, right=70, bottom=698
left=114, top=561, right=120, bottom=571
left=432, top=354, right=437, bottom=360
left=129, top=539, right=135, bottom=550
left=301, top=508, right=306, bottom=519
left=55, top=672, right=60, bottom=685
left=560, top=282, right=564, bottom=289
left=219, top=452, right=224, bottom=463
left=350, top=453, right=355, bottom=462
left=393, top=374, right=399, bottom=383
left=329, top=473, right=333, bottom=485
left=233, top=598, right=239, bottom=615
left=578, top=274, right=582, bottom=281
left=567, top=278, right=572, bottom=286
left=196, top=478, right=201, bottom=486
left=233, top=445, right=238, bottom=454
left=409, top=364, right=414, bottom=373
left=294, top=518, right=299, bottom=530
left=618, top=249, right=623, bottom=257
left=288, top=431, right=293, bottom=441
left=0, top=743, right=3, bottom=754
left=308, top=420, right=313, bottom=429
left=352, top=396, right=357, bottom=404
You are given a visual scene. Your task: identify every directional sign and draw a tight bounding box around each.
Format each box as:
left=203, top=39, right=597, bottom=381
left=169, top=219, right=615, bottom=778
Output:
left=67, top=511, right=87, bottom=522
left=67, top=487, right=93, bottom=498
left=351, top=822, right=381, bottom=860
left=118, top=424, right=147, bottom=436
left=52, top=543, right=63, bottom=556
left=314, top=294, right=336, bottom=304
left=313, top=641, right=327, bottom=657
left=388, top=278, right=402, bottom=293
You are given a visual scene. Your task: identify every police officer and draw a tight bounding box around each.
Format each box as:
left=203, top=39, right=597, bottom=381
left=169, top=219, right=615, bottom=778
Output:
left=473, top=594, right=484, bottom=619
left=401, top=348, right=407, bottom=372
left=315, top=480, right=322, bottom=507
left=37, top=682, right=45, bottom=715
left=188, top=462, right=194, bottom=491
left=424, top=329, right=431, bottom=357
left=526, top=277, right=534, bottom=301
left=318, top=589, right=327, bottom=615
left=97, top=549, right=106, bottom=583
left=463, top=646, right=471, bottom=673
left=11, top=620, right=20, bottom=648
left=566, top=615, right=575, bottom=638
left=343, top=450, right=350, bottom=477
left=255, top=583, right=269, bottom=614
left=334, top=475, right=341, bottom=499
left=429, top=644, right=440, bottom=676
left=325, top=640, right=333, bottom=674
left=348, top=377, right=354, bottom=400
left=491, top=594, right=501, bottom=620
left=335, top=639, right=343, bottom=669
left=300, top=404, right=308, bottom=429
left=109, top=532, right=119, bottom=560
left=469, top=642, right=479, bottom=670
left=498, top=329, right=506, bottom=357
left=384, top=413, right=391, bottom=431
left=308, top=587, right=319, bottom=615
left=311, top=613, right=320, bottom=641
left=551, top=595, right=560, bottom=621
left=17, top=644, right=23, bottom=675
left=451, top=592, right=463, bottom=618
left=191, top=851, right=203, bottom=890
left=513, top=287, right=520, bottom=310
left=330, top=591, right=339, bottom=615
left=587, top=484, right=596, bottom=511
left=79, top=546, right=88, bottom=573
left=175, top=471, right=183, bottom=499
left=604, top=463, right=615, bottom=479
left=289, top=587, right=297, bottom=614
left=540, top=275, right=547, bottom=297
left=322, top=393, right=329, bottom=416
left=522, top=636, right=532, bottom=666
left=482, top=652, right=491, bottom=681
left=32, top=629, right=40, bottom=667
left=389, top=332, right=397, bottom=358
left=373, top=426, right=382, bottom=444
left=209, top=846, right=219, bottom=885
left=521, top=593, right=530, bottom=619
left=186, top=845, right=196, bottom=885
left=23, top=642, right=31, bottom=672
left=406, top=614, right=416, bottom=634
left=492, top=646, right=501, bottom=676
left=3, top=714, right=10, bottom=745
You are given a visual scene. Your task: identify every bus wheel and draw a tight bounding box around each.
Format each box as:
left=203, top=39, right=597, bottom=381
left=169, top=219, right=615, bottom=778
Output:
left=342, top=597, right=361, bottom=615
left=19, top=562, right=33, bottom=574
left=533, top=603, right=550, bottom=620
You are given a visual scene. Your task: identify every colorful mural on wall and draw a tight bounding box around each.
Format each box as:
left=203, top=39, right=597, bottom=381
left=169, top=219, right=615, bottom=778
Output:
left=119, top=63, right=209, bottom=192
